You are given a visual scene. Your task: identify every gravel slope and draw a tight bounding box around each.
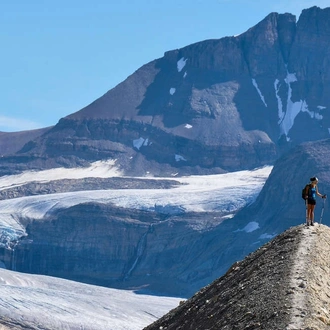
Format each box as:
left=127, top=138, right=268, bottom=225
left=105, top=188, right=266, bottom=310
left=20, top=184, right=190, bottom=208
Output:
left=144, top=224, right=330, bottom=330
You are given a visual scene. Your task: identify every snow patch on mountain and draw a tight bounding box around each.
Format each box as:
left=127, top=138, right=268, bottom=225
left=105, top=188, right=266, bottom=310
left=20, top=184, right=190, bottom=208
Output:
left=175, top=154, right=187, bottom=162
left=0, top=159, right=121, bottom=190
left=275, top=78, right=284, bottom=125
left=177, top=57, right=187, bottom=72
left=259, top=233, right=276, bottom=239
left=235, top=221, right=260, bottom=233
left=133, top=137, right=150, bottom=150
left=252, top=78, right=267, bottom=107
left=277, top=72, right=322, bottom=140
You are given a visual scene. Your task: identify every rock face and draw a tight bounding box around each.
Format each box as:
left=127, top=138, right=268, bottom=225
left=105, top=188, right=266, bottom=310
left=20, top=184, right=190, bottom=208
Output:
left=144, top=224, right=330, bottom=330
left=0, top=7, right=330, bottom=176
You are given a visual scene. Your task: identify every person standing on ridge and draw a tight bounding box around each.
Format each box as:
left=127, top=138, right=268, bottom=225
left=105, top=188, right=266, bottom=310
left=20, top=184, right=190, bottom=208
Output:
left=305, top=177, right=326, bottom=226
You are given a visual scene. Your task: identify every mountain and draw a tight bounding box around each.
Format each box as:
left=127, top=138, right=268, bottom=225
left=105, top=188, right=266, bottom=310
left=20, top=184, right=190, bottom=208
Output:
left=144, top=224, right=330, bottom=330
left=0, top=6, right=330, bottom=176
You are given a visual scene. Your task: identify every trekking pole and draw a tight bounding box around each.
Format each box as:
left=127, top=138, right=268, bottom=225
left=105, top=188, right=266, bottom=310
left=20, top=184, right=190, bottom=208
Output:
left=320, top=196, right=326, bottom=224
left=305, top=199, right=308, bottom=226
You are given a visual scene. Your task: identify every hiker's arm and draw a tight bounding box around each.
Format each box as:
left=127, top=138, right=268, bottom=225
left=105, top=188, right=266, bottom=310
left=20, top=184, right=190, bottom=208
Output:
left=316, top=187, right=327, bottom=198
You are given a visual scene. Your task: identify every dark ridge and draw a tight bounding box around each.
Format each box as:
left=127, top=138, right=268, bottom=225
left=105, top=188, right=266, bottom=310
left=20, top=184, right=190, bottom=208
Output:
left=144, top=224, right=330, bottom=330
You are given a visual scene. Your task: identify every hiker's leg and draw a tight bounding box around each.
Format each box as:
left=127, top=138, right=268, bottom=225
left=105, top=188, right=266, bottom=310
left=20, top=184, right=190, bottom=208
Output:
left=310, top=204, right=315, bottom=223
left=307, top=204, right=312, bottom=224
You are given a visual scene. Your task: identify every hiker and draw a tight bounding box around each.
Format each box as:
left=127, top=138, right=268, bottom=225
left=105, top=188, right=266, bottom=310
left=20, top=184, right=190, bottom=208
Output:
left=305, top=177, right=326, bottom=226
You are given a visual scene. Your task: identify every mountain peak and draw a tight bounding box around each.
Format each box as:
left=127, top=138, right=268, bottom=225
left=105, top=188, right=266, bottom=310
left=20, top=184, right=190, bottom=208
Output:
left=1, top=7, right=330, bottom=177
left=144, top=224, right=330, bottom=329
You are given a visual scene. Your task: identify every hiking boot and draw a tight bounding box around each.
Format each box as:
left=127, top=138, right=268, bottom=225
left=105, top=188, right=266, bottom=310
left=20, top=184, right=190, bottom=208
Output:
left=311, top=222, right=314, bottom=226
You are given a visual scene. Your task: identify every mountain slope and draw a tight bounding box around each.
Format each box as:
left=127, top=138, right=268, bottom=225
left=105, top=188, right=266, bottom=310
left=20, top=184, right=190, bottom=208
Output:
left=236, top=138, right=330, bottom=235
left=144, top=224, right=330, bottom=330
left=1, top=7, right=330, bottom=176
left=0, top=127, right=51, bottom=156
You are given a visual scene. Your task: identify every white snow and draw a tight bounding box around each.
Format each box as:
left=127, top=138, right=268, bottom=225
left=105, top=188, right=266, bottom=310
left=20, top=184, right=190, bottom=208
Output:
left=133, top=137, right=145, bottom=150
left=285, top=72, right=297, bottom=84
left=235, top=221, right=260, bottom=233
left=252, top=78, right=267, bottom=107
left=259, top=233, right=276, bottom=239
left=317, top=105, right=326, bottom=110
left=0, top=268, right=182, bottom=330
left=277, top=72, right=323, bottom=140
left=133, top=137, right=149, bottom=150
left=175, top=154, right=187, bottom=162
left=0, top=159, right=121, bottom=191
left=275, top=79, right=284, bottom=124
left=0, top=165, right=272, bottom=244
left=314, top=112, right=323, bottom=120
left=177, top=57, right=187, bottom=72
left=183, top=71, right=187, bottom=78
left=170, top=87, right=176, bottom=95
left=280, top=72, right=302, bottom=139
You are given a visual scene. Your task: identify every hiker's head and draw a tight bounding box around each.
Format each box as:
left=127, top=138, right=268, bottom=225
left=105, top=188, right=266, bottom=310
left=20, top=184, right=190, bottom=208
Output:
left=310, top=177, right=318, bottom=183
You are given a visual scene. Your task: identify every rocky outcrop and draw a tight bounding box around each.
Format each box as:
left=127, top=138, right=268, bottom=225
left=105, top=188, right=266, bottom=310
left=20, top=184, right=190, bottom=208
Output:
left=144, top=225, right=330, bottom=330
left=0, top=7, right=329, bottom=176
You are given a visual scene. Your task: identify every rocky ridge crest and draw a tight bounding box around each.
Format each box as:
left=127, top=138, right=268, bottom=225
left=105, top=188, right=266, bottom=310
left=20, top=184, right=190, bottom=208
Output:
left=144, top=224, right=330, bottom=330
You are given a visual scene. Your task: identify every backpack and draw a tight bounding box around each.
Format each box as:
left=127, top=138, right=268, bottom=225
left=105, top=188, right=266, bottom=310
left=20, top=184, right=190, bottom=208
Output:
left=302, top=184, right=311, bottom=200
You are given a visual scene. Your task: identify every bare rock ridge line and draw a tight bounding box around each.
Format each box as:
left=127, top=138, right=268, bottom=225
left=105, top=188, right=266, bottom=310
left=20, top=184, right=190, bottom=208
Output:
left=303, top=225, right=330, bottom=329
left=287, top=226, right=314, bottom=329
left=144, top=225, right=330, bottom=330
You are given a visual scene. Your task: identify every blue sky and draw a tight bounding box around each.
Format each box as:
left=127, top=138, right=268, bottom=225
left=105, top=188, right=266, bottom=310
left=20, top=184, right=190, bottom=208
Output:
left=1, top=0, right=328, bottom=132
